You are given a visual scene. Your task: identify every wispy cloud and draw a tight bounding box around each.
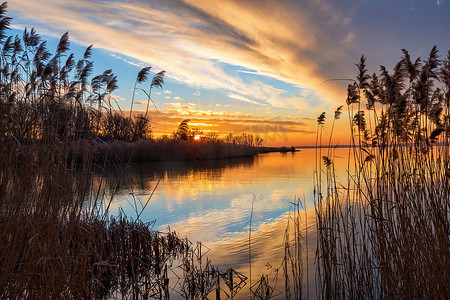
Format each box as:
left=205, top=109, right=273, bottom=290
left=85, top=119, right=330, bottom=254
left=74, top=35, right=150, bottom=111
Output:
left=111, top=94, right=126, bottom=101
left=7, top=0, right=356, bottom=109
left=227, top=93, right=266, bottom=106
left=110, top=53, right=145, bottom=68
left=8, top=0, right=448, bottom=114
left=160, top=102, right=253, bottom=118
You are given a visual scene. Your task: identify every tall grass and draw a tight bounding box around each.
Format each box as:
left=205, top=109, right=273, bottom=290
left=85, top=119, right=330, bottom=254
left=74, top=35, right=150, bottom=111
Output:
left=315, top=48, right=450, bottom=299
left=0, top=5, right=263, bottom=298
left=0, top=2, right=165, bottom=144
left=0, top=4, right=234, bottom=299
left=5, top=1, right=449, bottom=297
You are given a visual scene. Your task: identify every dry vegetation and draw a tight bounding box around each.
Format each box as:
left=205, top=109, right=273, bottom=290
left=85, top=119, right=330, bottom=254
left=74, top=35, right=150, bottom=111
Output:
left=0, top=3, right=253, bottom=299
left=2, top=1, right=449, bottom=298
left=315, top=47, right=450, bottom=299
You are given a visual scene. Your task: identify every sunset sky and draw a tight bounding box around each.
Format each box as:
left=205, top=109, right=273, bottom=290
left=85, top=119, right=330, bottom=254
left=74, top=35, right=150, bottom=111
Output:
left=7, top=0, right=450, bottom=146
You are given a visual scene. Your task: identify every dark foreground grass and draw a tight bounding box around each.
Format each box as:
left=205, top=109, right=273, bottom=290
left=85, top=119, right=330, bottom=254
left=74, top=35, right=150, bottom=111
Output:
left=0, top=132, right=184, bottom=298
left=0, top=212, right=188, bottom=299
left=315, top=49, right=450, bottom=299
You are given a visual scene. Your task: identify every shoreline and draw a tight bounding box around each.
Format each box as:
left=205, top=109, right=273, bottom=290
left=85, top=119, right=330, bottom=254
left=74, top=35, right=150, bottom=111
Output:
left=71, top=139, right=300, bottom=163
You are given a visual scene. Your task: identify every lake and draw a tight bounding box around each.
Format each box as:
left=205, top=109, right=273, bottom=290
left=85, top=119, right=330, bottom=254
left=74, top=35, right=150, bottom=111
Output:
left=98, top=147, right=351, bottom=299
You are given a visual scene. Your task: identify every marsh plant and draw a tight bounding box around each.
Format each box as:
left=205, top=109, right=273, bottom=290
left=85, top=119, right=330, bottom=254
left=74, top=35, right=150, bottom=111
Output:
left=0, top=3, right=166, bottom=144
left=3, top=0, right=449, bottom=298
left=315, top=47, right=450, bottom=299
left=0, top=2, right=185, bottom=298
left=0, top=4, right=255, bottom=299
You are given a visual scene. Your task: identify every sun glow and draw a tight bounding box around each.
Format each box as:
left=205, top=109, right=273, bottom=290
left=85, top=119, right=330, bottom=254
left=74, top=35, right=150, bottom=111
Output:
left=194, top=135, right=201, bottom=141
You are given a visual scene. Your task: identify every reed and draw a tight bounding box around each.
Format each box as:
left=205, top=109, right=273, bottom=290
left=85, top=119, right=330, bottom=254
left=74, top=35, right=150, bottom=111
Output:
left=0, top=3, right=165, bottom=145
left=4, top=1, right=448, bottom=297
left=0, top=5, right=255, bottom=299
left=315, top=48, right=450, bottom=299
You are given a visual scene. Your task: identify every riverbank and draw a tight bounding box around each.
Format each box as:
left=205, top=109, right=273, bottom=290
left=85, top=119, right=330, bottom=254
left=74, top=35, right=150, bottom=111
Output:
left=70, top=139, right=298, bottom=163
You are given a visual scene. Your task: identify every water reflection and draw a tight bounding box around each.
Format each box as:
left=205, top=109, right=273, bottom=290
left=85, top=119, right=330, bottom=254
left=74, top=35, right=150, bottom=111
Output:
left=103, top=152, right=321, bottom=240
left=206, top=209, right=318, bottom=299
left=94, top=148, right=350, bottom=298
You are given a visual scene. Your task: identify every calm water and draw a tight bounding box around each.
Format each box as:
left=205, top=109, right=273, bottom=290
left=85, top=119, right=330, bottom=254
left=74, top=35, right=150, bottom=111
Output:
left=100, top=148, right=350, bottom=298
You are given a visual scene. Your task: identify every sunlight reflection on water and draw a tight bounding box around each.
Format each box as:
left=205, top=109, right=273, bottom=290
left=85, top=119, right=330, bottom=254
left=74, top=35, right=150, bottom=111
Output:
left=102, top=148, right=350, bottom=299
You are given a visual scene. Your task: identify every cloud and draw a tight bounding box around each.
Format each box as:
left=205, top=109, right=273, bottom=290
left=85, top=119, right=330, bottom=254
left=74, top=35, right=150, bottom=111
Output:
left=111, top=94, right=126, bottom=101
left=173, top=96, right=182, bottom=100
left=160, top=102, right=253, bottom=119
left=193, top=91, right=201, bottom=96
left=8, top=0, right=448, bottom=114
left=343, top=32, right=355, bottom=45
left=163, top=90, right=172, bottom=94
left=110, top=53, right=145, bottom=68
left=128, top=103, right=320, bottom=144
left=141, top=104, right=314, bottom=145
left=227, top=93, right=266, bottom=106
left=189, top=122, right=218, bottom=127
left=164, top=102, right=197, bottom=111
left=7, top=0, right=355, bottom=109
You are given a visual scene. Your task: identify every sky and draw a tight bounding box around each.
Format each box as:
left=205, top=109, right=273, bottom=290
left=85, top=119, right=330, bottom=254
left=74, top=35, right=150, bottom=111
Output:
left=7, top=0, right=450, bottom=146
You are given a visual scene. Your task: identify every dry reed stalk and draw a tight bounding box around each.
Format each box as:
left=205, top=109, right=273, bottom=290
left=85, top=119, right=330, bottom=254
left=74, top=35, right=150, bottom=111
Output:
left=315, top=48, right=450, bottom=299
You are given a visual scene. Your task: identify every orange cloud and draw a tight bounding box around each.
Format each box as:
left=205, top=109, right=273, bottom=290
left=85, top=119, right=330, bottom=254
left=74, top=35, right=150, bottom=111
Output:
left=9, top=0, right=353, bottom=113
left=137, top=105, right=318, bottom=146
